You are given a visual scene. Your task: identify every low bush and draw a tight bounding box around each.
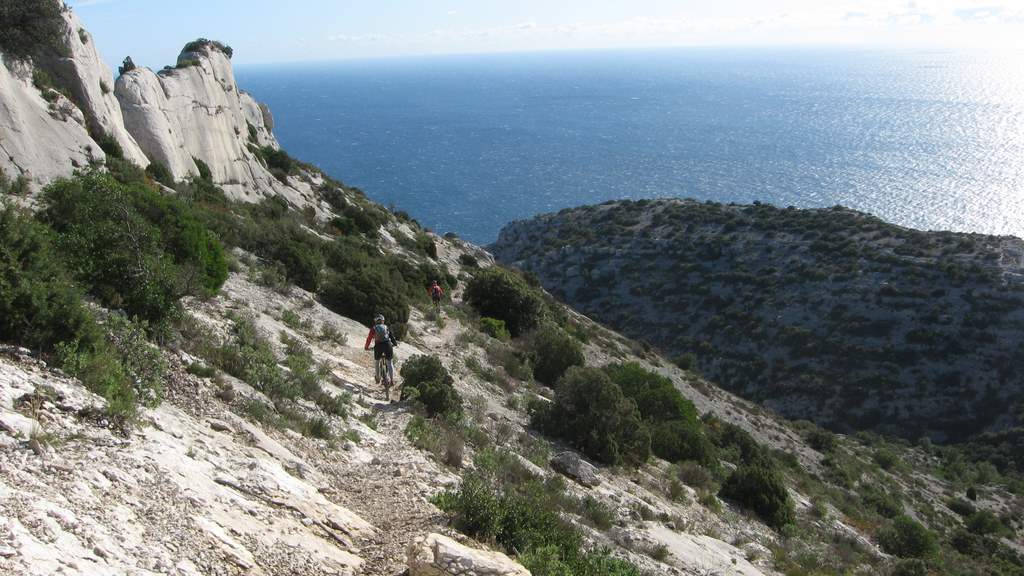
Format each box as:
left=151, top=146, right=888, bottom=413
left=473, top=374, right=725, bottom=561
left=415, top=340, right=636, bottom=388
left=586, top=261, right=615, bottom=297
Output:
left=145, top=161, right=175, bottom=187
left=524, top=324, right=584, bottom=386
left=604, top=362, right=714, bottom=465
left=433, top=457, right=640, bottom=576
left=650, top=419, right=717, bottom=466
left=0, top=204, right=98, bottom=352
left=57, top=314, right=165, bottom=422
left=672, top=353, right=697, bottom=371
left=877, top=516, right=938, bottom=559
left=861, top=485, right=903, bottom=518
left=532, top=366, right=650, bottom=466
left=965, top=509, right=1006, bottom=536
left=465, top=267, right=546, bottom=337
left=604, top=362, right=697, bottom=424
left=0, top=0, right=68, bottom=62
left=719, top=463, right=794, bottom=528
left=890, top=559, right=929, bottom=576
left=41, top=171, right=228, bottom=323
left=479, top=317, right=511, bottom=341
left=400, top=355, right=462, bottom=418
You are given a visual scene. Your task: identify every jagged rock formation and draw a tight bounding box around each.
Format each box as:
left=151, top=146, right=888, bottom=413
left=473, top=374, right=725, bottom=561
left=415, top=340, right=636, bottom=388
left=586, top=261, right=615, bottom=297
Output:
left=0, top=3, right=314, bottom=209
left=115, top=42, right=303, bottom=203
left=492, top=198, right=1024, bottom=442
left=44, top=9, right=148, bottom=167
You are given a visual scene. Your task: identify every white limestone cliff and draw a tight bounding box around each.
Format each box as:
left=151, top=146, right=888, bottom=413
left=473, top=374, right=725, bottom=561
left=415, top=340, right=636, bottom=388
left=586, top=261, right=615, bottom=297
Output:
left=43, top=9, right=148, bottom=168
left=0, top=57, right=99, bottom=187
left=1, top=4, right=314, bottom=209
left=115, top=43, right=316, bottom=206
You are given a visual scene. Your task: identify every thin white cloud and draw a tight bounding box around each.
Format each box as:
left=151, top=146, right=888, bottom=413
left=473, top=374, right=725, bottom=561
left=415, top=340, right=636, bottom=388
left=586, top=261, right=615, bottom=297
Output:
left=323, top=1, right=1024, bottom=54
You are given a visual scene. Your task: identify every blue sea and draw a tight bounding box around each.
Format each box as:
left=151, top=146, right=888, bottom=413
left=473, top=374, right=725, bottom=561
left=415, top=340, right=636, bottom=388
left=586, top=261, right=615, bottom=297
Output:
left=236, top=48, right=1024, bottom=245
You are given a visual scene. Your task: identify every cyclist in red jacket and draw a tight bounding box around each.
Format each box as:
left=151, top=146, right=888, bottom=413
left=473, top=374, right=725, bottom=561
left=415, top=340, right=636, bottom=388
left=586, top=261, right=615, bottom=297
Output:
left=429, top=280, right=444, bottom=311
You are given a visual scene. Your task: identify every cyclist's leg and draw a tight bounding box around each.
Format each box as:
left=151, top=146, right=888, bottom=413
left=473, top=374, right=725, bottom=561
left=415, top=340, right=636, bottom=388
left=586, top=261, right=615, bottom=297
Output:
left=373, top=347, right=382, bottom=384
left=384, top=345, right=395, bottom=386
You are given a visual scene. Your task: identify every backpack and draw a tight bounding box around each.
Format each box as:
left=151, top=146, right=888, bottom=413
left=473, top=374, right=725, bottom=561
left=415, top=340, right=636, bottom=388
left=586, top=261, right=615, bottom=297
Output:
left=431, top=284, right=442, bottom=298
left=373, top=323, right=390, bottom=344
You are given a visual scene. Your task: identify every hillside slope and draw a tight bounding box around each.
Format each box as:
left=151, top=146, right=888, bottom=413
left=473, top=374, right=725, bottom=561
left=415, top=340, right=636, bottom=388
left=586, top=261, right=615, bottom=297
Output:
left=492, top=198, right=1024, bottom=443
left=1, top=5, right=1022, bottom=576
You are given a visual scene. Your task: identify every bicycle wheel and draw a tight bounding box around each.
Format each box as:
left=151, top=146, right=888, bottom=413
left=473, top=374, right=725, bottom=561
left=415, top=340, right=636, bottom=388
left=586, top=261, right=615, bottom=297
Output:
left=379, top=356, right=391, bottom=399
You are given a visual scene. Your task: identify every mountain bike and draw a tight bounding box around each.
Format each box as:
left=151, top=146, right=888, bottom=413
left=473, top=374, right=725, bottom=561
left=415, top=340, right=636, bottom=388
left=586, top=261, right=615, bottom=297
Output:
left=374, top=347, right=395, bottom=401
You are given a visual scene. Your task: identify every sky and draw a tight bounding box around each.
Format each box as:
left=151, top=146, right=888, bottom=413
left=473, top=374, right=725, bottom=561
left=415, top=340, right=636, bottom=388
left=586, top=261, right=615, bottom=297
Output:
left=68, top=0, right=1024, bottom=68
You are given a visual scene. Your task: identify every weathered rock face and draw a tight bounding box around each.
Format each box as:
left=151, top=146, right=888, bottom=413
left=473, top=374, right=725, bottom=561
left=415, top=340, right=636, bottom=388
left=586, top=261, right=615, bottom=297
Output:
left=0, top=57, right=98, bottom=186
left=43, top=9, right=148, bottom=167
left=407, top=533, right=531, bottom=576
left=114, top=67, right=198, bottom=179
left=1, top=5, right=316, bottom=209
left=550, top=451, right=601, bottom=487
left=114, top=44, right=308, bottom=204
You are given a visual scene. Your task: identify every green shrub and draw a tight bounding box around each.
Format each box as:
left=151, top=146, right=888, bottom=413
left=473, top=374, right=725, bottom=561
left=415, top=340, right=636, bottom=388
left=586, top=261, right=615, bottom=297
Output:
left=677, top=461, right=716, bottom=491
left=861, top=485, right=903, bottom=518
left=525, top=324, right=584, bottom=386
left=400, top=355, right=462, bottom=417
left=806, top=428, right=837, bottom=452
left=434, top=470, right=640, bottom=576
left=719, top=463, right=794, bottom=528
left=192, top=157, right=212, bottom=181
left=0, top=204, right=98, bottom=352
left=890, top=559, right=929, bottom=576
left=459, top=253, right=479, bottom=268
left=0, top=0, right=68, bottom=62
left=94, top=131, right=123, bottom=159
left=533, top=366, right=650, bottom=466
left=479, top=317, right=511, bottom=341
left=145, top=161, right=175, bottom=187
left=874, top=447, right=898, bottom=470
left=947, top=498, right=975, bottom=517
left=181, top=38, right=233, bottom=58
left=966, top=509, right=1005, bottom=536
left=0, top=170, right=30, bottom=197
left=465, top=267, right=546, bottom=336
left=57, top=314, right=165, bottom=422
left=672, top=353, right=697, bottom=371
left=604, top=362, right=697, bottom=424
left=877, top=516, right=938, bottom=558
left=320, top=268, right=409, bottom=338
left=650, top=420, right=716, bottom=466
left=41, top=171, right=227, bottom=323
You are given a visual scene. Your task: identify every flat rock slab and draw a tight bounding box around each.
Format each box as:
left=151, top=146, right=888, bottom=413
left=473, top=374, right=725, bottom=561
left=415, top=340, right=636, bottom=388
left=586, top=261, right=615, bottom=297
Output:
left=407, top=533, right=530, bottom=576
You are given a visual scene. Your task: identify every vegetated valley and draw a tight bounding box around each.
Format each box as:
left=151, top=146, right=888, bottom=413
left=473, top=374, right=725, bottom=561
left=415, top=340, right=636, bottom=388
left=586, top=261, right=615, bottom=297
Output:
left=1, top=2, right=1023, bottom=576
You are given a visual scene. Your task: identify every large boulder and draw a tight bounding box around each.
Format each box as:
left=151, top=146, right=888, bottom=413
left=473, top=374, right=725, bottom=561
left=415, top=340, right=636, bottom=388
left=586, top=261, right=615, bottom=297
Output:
left=550, top=451, right=601, bottom=487
left=407, top=533, right=530, bottom=576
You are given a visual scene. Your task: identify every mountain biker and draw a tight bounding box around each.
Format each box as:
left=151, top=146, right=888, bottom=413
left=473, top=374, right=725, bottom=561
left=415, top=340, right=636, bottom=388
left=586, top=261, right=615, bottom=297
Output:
left=363, top=314, right=397, bottom=391
left=429, top=280, right=444, bottom=309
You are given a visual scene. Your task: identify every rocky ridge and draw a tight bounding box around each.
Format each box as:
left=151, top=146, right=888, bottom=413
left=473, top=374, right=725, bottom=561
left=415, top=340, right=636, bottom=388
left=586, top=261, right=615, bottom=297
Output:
left=492, top=198, right=1024, bottom=443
